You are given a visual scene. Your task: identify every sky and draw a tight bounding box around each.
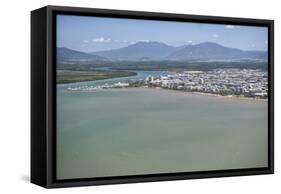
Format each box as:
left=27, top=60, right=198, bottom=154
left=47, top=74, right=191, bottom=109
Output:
left=57, top=14, right=268, bottom=53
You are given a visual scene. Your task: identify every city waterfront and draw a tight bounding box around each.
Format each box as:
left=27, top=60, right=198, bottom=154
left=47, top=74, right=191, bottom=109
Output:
left=57, top=87, right=268, bottom=179
left=65, top=68, right=268, bottom=99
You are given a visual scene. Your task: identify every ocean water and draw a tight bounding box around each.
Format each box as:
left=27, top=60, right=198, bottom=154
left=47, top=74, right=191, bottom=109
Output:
left=57, top=87, right=268, bottom=179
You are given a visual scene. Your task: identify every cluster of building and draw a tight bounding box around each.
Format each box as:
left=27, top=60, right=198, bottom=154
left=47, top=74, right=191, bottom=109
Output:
left=142, top=69, right=268, bottom=98
left=67, top=68, right=268, bottom=99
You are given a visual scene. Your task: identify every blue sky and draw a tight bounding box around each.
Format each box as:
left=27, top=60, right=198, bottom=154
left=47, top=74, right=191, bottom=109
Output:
left=57, top=15, right=268, bottom=52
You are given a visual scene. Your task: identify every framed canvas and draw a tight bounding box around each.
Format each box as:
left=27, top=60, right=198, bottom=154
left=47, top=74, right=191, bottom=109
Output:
left=31, top=5, right=274, bottom=188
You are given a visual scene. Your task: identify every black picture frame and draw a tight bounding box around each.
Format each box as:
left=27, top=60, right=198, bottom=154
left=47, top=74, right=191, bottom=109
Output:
left=31, top=5, right=274, bottom=188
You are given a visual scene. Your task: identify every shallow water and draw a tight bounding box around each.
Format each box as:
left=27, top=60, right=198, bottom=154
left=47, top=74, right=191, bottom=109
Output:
left=57, top=88, right=268, bottom=179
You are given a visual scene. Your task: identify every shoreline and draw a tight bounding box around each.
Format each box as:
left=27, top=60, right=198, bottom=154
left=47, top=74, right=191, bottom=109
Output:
left=64, top=86, right=267, bottom=102
left=180, top=90, right=268, bottom=101
left=57, top=68, right=268, bottom=101
left=149, top=87, right=268, bottom=102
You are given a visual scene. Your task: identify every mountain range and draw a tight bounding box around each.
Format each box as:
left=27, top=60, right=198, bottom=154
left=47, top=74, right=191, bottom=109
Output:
left=57, top=47, right=105, bottom=62
left=57, top=41, right=267, bottom=62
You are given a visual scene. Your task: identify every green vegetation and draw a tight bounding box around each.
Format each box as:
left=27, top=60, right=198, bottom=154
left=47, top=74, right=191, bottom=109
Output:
left=57, top=70, right=137, bottom=84
left=58, top=60, right=267, bottom=72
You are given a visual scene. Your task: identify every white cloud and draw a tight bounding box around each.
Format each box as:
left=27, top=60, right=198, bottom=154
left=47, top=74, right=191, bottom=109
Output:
left=225, top=25, right=235, bottom=29
left=213, top=34, right=219, bottom=38
left=92, top=37, right=111, bottom=43
left=137, top=39, right=150, bottom=42
left=128, top=40, right=150, bottom=44
left=113, top=39, right=129, bottom=43
left=83, top=39, right=89, bottom=43
left=187, top=40, right=193, bottom=44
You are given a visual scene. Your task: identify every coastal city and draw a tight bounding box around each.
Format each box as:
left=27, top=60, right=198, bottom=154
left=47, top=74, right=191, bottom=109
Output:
left=67, top=68, right=268, bottom=99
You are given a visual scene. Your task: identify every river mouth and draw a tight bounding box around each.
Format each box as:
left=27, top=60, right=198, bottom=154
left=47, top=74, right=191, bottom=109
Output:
left=57, top=69, right=174, bottom=89
left=56, top=87, right=268, bottom=180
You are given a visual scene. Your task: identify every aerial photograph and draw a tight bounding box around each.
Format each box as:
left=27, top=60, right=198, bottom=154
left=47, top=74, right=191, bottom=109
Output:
left=56, top=15, right=268, bottom=180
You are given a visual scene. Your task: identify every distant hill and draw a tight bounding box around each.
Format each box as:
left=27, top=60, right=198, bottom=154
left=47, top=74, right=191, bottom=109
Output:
left=168, top=42, right=267, bottom=61
left=57, top=47, right=105, bottom=63
left=167, top=42, right=240, bottom=60
left=93, top=41, right=267, bottom=61
left=92, top=41, right=177, bottom=60
left=58, top=42, right=267, bottom=63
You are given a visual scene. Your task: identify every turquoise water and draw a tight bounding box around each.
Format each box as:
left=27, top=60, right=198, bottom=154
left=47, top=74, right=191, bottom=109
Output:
left=57, top=87, right=268, bottom=179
